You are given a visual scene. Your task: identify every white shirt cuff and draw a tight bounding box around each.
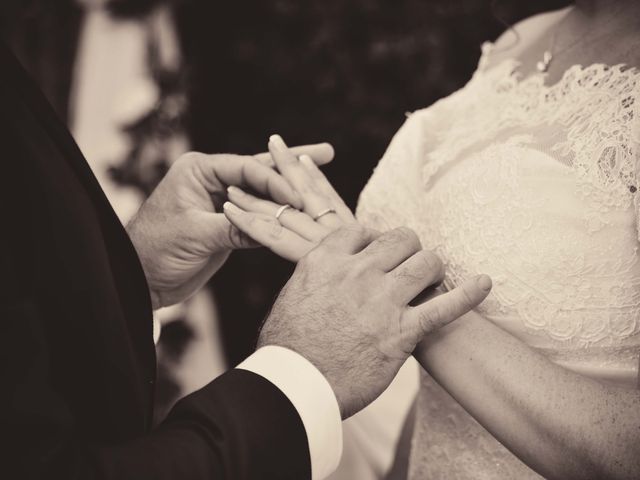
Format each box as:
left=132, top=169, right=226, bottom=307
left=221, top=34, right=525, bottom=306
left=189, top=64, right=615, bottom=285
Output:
left=237, top=345, right=343, bottom=480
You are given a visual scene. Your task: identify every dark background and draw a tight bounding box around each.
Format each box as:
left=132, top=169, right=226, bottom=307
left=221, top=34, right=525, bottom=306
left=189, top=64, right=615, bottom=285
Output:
left=1, top=0, right=570, bottom=366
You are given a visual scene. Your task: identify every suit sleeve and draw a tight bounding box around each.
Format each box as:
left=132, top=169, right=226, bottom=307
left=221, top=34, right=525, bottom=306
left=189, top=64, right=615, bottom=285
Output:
left=95, top=368, right=313, bottom=479
left=238, top=346, right=343, bottom=479
left=0, top=298, right=312, bottom=479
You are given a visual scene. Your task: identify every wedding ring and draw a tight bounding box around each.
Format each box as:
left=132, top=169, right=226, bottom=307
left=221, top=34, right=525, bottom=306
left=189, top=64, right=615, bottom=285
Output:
left=313, top=208, right=336, bottom=221
left=275, top=204, right=292, bottom=220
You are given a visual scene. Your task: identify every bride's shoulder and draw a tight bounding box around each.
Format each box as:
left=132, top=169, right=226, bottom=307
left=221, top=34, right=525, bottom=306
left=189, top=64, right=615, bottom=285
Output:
left=483, top=7, right=571, bottom=70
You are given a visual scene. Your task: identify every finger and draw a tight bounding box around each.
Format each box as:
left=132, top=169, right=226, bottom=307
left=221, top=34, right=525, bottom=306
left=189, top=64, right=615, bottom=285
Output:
left=269, top=135, right=343, bottom=229
left=253, top=142, right=335, bottom=168
left=311, top=207, right=343, bottom=229
left=223, top=202, right=314, bottom=262
left=196, top=211, right=260, bottom=250
left=227, top=186, right=330, bottom=242
left=299, top=154, right=355, bottom=223
left=386, top=249, right=445, bottom=305
left=207, top=155, right=304, bottom=209
left=319, top=224, right=380, bottom=254
left=358, top=227, right=422, bottom=271
left=402, top=275, right=492, bottom=345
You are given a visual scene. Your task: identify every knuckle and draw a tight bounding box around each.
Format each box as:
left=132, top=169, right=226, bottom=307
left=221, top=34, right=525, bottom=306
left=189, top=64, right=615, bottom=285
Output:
left=396, top=227, right=421, bottom=247
left=346, top=256, right=371, bottom=279
left=249, top=156, right=270, bottom=174
left=173, top=151, right=204, bottom=170
left=263, top=217, right=285, bottom=241
left=380, top=227, right=419, bottom=249
left=418, top=306, right=440, bottom=334
left=245, top=155, right=260, bottom=166
left=362, top=226, right=381, bottom=240
left=303, top=244, right=328, bottom=264
left=242, top=192, right=258, bottom=206
left=280, top=150, right=297, bottom=163
left=307, top=165, right=323, bottom=179
left=420, top=250, right=444, bottom=276
left=239, top=212, right=256, bottom=227
left=227, top=226, right=249, bottom=248
left=250, top=153, right=270, bottom=166
left=242, top=156, right=259, bottom=172
left=339, top=223, right=367, bottom=239
left=299, top=175, right=323, bottom=194
left=177, top=151, right=202, bottom=164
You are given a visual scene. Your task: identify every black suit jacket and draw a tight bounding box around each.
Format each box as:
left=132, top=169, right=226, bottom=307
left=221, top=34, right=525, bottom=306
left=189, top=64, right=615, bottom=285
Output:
left=0, top=43, right=311, bottom=479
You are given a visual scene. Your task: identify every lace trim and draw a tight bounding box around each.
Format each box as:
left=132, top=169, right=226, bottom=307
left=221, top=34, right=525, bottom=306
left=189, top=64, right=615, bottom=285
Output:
left=423, top=42, right=640, bottom=238
left=357, top=42, right=640, bottom=346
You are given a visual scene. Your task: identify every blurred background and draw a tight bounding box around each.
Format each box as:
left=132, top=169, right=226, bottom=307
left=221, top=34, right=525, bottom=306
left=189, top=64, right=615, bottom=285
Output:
left=1, top=0, right=569, bottom=477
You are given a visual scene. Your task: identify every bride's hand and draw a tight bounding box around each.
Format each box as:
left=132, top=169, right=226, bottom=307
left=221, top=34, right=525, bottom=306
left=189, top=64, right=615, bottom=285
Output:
left=222, top=135, right=488, bottom=315
left=223, top=134, right=354, bottom=261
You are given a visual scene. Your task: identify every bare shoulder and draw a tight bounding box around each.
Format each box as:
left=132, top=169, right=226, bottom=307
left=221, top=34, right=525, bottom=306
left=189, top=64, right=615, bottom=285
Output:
left=485, top=7, right=571, bottom=69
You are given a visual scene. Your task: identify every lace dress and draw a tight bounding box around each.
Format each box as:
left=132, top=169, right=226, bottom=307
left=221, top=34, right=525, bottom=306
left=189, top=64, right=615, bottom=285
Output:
left=356, top=42, right=640, bottom=479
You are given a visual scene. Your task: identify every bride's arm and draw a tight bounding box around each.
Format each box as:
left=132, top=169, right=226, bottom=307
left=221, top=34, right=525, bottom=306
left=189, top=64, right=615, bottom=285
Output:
left=415, top=309, right=640, bottom=480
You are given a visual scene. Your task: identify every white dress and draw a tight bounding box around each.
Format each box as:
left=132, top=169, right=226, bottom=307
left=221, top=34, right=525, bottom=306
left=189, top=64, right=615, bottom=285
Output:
left=356, top=40, right=640, bottom=479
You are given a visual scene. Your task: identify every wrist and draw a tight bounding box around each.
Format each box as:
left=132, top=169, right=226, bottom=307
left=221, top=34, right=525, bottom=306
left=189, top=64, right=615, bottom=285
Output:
left=126, top=217, right=161, bottom=310
left=149, top=288, right=162, bottom=311
left=416, top=310, right=478, bottom=352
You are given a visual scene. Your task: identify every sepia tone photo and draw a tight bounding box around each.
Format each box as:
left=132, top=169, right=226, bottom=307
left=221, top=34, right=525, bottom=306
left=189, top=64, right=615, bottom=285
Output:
left=1, top=1, right=639, bottom=479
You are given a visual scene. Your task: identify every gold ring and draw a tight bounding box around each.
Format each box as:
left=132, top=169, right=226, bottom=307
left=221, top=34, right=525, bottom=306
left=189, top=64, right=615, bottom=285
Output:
left=275, top=204, right=292, bottom=220
left=313, top=208, right=336, bottom=221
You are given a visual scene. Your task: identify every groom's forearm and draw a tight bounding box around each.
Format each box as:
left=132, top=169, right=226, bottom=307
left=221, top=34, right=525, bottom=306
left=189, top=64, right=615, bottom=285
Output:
left=413, top=312, right=640, bottom=480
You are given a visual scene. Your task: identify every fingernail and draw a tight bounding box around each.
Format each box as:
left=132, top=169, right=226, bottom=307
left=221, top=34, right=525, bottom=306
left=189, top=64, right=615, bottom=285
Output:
left=227, top=185, right=243, bottom=196
left=269, top=134, right=288, bottom=150
left=299, top=154, right=313, bottom=166
left=477, top=274, right=492, bottom=291
left=223, top=201, right=242, bottom=215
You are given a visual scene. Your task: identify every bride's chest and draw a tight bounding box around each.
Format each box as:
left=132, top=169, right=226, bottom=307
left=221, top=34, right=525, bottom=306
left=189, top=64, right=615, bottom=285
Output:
left=413, top=138, right=640, bottom=348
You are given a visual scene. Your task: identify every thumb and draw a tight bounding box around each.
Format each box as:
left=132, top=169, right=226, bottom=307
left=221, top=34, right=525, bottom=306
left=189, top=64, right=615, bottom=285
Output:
left=200, top=212, right=260, bottom=250
left=401, top=275, right=492, bottom=346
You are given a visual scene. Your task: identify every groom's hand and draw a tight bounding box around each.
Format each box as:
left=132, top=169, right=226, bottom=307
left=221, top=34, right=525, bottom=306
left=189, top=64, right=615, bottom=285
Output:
left=258, top=224, right=492, bottom=418
left=126, top=144, right=334, bottom=309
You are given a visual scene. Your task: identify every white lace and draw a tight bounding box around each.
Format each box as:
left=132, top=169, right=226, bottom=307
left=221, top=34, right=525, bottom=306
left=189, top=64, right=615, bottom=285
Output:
left=356, top=41, right=640, bottom=479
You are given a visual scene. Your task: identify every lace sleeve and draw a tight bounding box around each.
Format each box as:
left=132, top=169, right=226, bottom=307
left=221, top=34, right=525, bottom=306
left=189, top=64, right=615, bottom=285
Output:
left=356, top=113, right=420, bottom=231
left=355, top=85, right=467, bottom=233
left=355, top=112, right=427, bottom=232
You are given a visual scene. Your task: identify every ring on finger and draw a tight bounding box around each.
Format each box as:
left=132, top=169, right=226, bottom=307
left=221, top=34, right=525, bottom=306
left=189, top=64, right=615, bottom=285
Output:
left=313, top=208, right=337, bottom=221
left=275, top=204, right=293, bottom=220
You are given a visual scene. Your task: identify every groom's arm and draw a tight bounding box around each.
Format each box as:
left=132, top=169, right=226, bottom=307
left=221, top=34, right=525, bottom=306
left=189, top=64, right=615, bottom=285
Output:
left=95, top=348, right=342, bottom=480
left=1, top=297, right=342, bottom=480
